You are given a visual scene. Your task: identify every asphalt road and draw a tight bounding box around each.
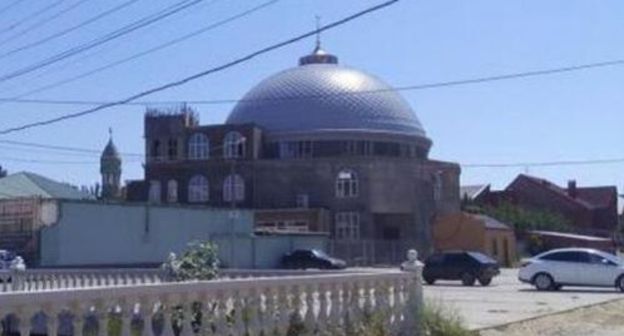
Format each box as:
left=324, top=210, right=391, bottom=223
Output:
left=423, top=268, right=624, bottom=330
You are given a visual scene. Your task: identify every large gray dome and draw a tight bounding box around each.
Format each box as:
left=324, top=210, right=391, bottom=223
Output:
left=226, top=51, right=427, bottom=138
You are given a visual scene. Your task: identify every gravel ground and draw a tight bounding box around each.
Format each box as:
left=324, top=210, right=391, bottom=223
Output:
left=479, top=299, right=624, bottom=336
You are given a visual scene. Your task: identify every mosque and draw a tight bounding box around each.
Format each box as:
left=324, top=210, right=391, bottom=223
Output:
left=108, top=42, right=461, bottom=263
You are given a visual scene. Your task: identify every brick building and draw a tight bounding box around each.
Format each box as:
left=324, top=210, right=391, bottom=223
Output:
left=126, top=45, right=461, bottom=263
left=479, top=174, right=619, bottom=236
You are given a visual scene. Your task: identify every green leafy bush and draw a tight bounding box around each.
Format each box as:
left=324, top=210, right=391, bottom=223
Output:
left=161, top=241, right=220, bottom=281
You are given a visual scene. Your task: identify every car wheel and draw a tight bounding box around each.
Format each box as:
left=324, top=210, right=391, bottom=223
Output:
left=461, top=272, right=476, bottom=286
left=615, top=275, right=624, bottom=292
left=533, top=273, right=554, bottom=291
left=424, top=276, right=436, bottom=285
left=478, top=276, right=492, bottom=286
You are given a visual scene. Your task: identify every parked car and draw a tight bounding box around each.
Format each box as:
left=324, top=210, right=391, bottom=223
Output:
left=518, top=247, right=624, bottom=291
left=282, top=249, right=347, bottom=270
left=423, top=251, right=500, bottom=286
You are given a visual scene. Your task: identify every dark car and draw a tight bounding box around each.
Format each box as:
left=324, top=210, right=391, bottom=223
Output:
left=423, top=251, right=500, bottom=286
left=282, top=249, right=347, bottom=270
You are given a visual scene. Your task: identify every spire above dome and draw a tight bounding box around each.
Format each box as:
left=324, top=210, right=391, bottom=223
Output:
left=298, top=16, right=338, bottom=66
left=101, top=127, right=120, bottom=159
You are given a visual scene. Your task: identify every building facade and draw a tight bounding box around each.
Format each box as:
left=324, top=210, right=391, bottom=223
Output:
left=478, top=174, right=619, bottom=237
left=127, top=46, right=461, bottom=262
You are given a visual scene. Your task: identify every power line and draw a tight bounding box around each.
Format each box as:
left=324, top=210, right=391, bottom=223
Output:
left=0, top=0, right=142, bottom=60
left=2, top=57, right=624, bottom=107
left=0, top=0, right=90, bottom=48
left=0, top=139, right=142, bottom=157
left=0, top=0, right=205, bottom=84
left=5, top=0, right=280, bottom=99
left=0, top=0, right=401, bottom=135
left=0, top=0, right=65, bottom=35
left=0, top=0, right=25, bottom=17
left=0, top=156, right=99, bottom=165
left=462, top=158, right=624, bottom=168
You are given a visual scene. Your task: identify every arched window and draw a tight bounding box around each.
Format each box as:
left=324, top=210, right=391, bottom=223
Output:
left=188, top=133, right=210, bottom=159
left=148, top=180, right=161, bottom=203
left=167, top=180, right=178, bottom=203
left=188, top=175, right=209, bottom=203
left=335, top=169, right=358, bottom=198
left=224, top=132, right=245, bottom=159
left=223, top=174, right=245, bottom=202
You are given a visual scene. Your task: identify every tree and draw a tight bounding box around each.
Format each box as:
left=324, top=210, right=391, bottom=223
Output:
left=0, top=165, right=7, bottom=178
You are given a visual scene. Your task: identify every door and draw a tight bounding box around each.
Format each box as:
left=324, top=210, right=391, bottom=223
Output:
left=539, top=251, right=586, bottom=284
left=585, top=252, right=621, bottom=286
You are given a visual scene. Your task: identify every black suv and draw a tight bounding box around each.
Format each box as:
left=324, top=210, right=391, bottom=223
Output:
left=423, top=251, right=500, bottom=286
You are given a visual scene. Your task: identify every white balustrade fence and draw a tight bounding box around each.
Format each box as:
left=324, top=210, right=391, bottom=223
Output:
left=0, top=269, right=355, bottom=293
left=0, top=270, right=422, bottom=336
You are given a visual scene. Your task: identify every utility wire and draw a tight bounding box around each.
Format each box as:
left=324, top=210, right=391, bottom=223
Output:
left=2, top=57, right=624, bottom=107
left=0, top=0, right=25, bottom=17
left=5, top=0, right=279, bottom=99
left=0, top=0, right=65, bottom=35
left=463, top=158, right=624, bottom=168
left=0, top=0, right=205, bottom=84
left=0, top=0, right=90, bottom=48
left=0, top=139, right=142, bottom=157
left=0, top=0, right=142, bottom=60
left=0, top=0, right=401, bottom=135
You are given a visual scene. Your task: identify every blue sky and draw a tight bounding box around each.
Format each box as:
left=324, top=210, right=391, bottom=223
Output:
left=0, top=0, right=622, bottom=193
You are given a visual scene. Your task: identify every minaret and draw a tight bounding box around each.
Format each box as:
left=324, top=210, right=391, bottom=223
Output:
left=100, top=128, right=122, bottom=199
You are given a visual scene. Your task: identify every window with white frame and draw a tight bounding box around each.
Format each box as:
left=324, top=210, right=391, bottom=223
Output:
left=188, top=133, right=210, bottom=159
left=167, top=179, right=178, bottom=203
left=224, top=131, right=245, bottom=159
left=223, top=174, right=245, bottom=202
left=188, top=175, right=209, bottom=203
left=335, top=212, right=360, bottom=240
left=335, top=169, right=358, bottom=198
left=148, top=180, right=161, bottom=203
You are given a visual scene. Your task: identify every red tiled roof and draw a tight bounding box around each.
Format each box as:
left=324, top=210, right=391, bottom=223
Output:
left=509, top=174, right=615, bottom=210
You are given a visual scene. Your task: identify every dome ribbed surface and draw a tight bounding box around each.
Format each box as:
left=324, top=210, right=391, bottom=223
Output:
left=226, top=63, right=427, bottom=137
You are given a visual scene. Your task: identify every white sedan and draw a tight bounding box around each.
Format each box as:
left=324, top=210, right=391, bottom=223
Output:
left=518, top=248, right=624, bottom=291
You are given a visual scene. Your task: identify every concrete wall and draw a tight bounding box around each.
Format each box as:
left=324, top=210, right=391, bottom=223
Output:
left=40, top=201, right=327, bottom=268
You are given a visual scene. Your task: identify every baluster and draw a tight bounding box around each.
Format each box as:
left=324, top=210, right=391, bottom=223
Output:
left=160, top=298, right=175, bottom=336
left=180, top=298, right=195, bottom=336
left=264, top=287, right=278, bottom=335
left=327, top=283, right=341, bottom=332
left=390, top=278, right=402, bottom=333
left=120, top=300, right=134, bottom=336
left=18, top=308, right=33, bottom=336
left=376, top=280, right=391, bottom=330
left=317, top=283, right=328, bottom=332
left=303, top=284, right=316, bottom=333
left=245, top=288, right=261, bottom=336
left=70, top=302, right=85, bottom=336
left=140, top=298, right=155, bottom=336
left=43, top=304, right=59, bottom=336
left=276, top=286, right=290, bottom=335
left=232, top=290, right=245, bottom=335
left=213, top=292, right=228, bottom=334
left=95, top=300, right=110, bottom=336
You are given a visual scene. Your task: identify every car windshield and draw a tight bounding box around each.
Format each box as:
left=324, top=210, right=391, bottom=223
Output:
left=467, top=252, right=496, bottom=263
left=312, top=250, right=330, bottom=259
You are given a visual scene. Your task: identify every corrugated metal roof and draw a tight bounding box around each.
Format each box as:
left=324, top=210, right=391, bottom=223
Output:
left=0, top=172, right=94, bottom=200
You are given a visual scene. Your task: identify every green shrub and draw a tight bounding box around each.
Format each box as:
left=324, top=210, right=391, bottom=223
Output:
left=161, top=241, right=220, bottom=281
